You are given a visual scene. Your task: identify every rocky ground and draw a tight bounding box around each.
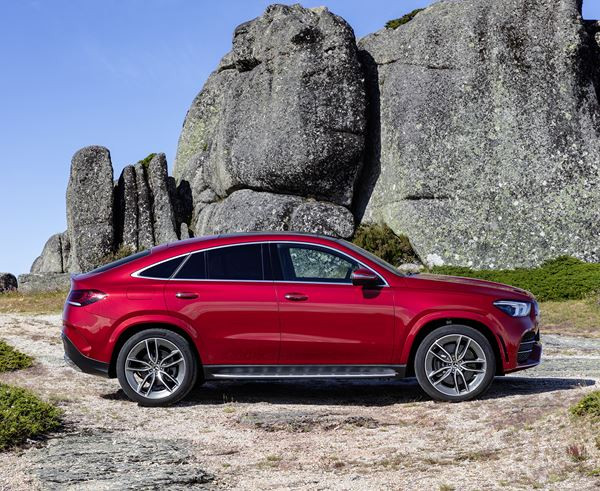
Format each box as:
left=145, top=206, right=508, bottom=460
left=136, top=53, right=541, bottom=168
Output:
left=0, top=314, right=598, bottom=490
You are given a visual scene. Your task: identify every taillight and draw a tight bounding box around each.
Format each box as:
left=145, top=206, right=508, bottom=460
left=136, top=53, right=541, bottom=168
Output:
left=67, top=290, right=107, bottom=307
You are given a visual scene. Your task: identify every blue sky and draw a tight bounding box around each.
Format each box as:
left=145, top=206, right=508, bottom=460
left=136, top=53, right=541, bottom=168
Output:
left=1, top=0, right=599, bottom=275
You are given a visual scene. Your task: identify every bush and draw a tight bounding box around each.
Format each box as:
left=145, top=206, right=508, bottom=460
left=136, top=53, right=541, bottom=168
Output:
left=99, top=245, right=135, bottom=266
left=0, top=341, right=33, bottom=372
left=570, top=391, right=600, bottom=420
left=352, top=224, right=419, bottom=266
left=0, top=384, right=61, bottom=450
left=138, top=153, right=156, bottom=167
left=385, top=8, right=424, bottom=30
left=431, top=256, right=600, bottom=301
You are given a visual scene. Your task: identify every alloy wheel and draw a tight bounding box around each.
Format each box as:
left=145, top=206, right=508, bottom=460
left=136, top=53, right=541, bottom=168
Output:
left=124, top=338, right=187, bottom=400
left=424, top=334, right=487, bottom=397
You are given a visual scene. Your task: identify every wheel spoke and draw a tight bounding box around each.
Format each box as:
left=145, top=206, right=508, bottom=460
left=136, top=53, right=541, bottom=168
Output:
left=434, top=342, right=452, bottom=360
left=144, top=372, right=156, bottom=396
left=145, top=340, right=155, bottom=363
left=453, top=335, right=463, bottom=359
left=453, top=371, right=460, bottom=394
left=137, top=372, right=153, bottom=394
left=428, top=366, right=451, bottom=379
left=458, top=370, right=469, bottom=393
left=126, top=366, right=151, bottom=372
left=462, top=367, right=485, bottom=373
left=160, top=371, right=180, bottom=391
left=458, top=339, right=471, bottom=361
left=432, top=368, right=452, bottom=386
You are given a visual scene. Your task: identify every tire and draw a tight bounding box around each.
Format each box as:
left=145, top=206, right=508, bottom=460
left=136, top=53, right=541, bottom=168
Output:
left=116, top=328, right=198, bottom=407
left=414, top=325, right=496, bottom=402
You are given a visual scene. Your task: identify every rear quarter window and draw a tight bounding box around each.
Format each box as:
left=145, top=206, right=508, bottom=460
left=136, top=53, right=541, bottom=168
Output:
left=137, top=256, right=186, bottom=279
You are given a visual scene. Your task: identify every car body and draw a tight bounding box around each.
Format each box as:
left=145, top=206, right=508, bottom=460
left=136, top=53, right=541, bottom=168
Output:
left=62, top=232, right=541, bottom=405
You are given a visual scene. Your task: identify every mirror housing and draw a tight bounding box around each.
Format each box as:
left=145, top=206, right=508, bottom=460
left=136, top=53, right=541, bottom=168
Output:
left=350, top=268, right=381, bottom=287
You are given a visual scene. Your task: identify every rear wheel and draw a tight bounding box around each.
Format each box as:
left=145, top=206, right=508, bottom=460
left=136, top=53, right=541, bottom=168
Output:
left=415, top=325, right=495, bottom=402
left=116, top=329, right=197, bottom=407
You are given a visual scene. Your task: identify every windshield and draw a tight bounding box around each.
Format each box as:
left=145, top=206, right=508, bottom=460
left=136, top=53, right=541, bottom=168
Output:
left=338, top=239, right=404, bottom=277
left=88, top=249, right=150, bottom=274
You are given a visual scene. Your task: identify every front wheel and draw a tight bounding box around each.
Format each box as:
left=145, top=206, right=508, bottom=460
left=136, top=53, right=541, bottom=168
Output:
left=116, top=329, right=197, bottom=407
left=415, top=325, right=496, bottom=402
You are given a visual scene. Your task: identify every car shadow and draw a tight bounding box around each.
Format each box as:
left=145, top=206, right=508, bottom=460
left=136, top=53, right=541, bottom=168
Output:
left=102, top=376, right=596, bottom=407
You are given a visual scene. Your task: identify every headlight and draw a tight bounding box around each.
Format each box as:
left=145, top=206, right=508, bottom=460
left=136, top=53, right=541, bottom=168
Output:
left=493, top=300, right=531, bottom=317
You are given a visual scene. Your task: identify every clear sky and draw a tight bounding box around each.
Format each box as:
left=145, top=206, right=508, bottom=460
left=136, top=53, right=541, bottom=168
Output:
left=1, top=0, right=599, bottom=276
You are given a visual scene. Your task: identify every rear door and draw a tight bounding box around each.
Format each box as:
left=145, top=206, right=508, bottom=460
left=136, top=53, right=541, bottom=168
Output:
left=272, top=242, right=396, bottom=365
left=164, top=243, right=280, bottom=365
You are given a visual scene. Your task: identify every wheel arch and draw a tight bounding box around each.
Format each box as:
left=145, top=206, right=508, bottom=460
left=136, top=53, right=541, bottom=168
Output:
left=404, top=317, right=506, bottom=377
left=108, top=322, right=203, bottom=378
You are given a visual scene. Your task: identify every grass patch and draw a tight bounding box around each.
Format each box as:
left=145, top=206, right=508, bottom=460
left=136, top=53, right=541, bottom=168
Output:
left=0, top=341, right=33, bottom=372
left=353, top=224, right=418, bottom=266
left=0, top=383, right=61, bottom=451
left=432, top=256, right=600, bottom=301
left=570, top=391, right=600, bottom=420
left=386, top=8, right=424, bottom=29
left=0, top=290, right=67, bottom=314
left=539, top=298, right=600, bottom=338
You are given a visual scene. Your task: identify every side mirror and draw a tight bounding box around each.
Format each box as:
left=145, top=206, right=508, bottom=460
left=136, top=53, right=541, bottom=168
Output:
left=350, top=268, right=381, bottom=287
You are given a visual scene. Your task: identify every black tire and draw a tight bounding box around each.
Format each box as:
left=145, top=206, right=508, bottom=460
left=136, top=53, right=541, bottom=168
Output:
left=116, top=328, right=198, bottom=407
left=414, top=325, right=496, bottom=402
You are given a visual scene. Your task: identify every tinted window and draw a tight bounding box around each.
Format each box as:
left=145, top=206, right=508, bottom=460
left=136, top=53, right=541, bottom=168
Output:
left=277, top=244, right=358, bottom=283
left=174, top=252, right=206, bottom=280
left=206, top=244, right=263, bottom=280
left=90, top=250, right=150, bottom=274
left=138, top=256, right=185, bottom=279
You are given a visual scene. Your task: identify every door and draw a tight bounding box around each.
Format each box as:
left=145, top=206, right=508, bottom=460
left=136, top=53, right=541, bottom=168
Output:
left=273, top=243, right=396, bottom=365
left=165, top=243, right=280, bottom=365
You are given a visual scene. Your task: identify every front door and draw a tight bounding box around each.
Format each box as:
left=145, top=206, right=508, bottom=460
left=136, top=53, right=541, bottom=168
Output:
left=165, top=243, right=280, bottom=365
left=273, top=243, right=396, bottom=365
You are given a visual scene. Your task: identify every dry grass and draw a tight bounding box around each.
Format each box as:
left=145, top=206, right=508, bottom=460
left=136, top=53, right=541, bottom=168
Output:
left=0, top=291, right=67, bottom=315
left=540, top=298, right=600, bottom=338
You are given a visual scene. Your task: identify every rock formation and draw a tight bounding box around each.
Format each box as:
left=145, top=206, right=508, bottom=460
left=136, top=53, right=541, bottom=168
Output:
left=0, top=273, right=17, bottom=293
left=357, top=0, right=600, bottom=268
left=174, top=4, right=365, bottom=238
left=30, top=149, right=182, bottom=276
left=27, top=0, right=600, bottom=283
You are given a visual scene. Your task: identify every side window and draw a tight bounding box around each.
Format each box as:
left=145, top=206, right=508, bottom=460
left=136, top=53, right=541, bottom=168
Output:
left=276, top=244, right=359, bottom=283
left=174, top=252, right=206, bottom=280
left=138, top=256, right=186, bottom=279
left=206, top=244, right=263, bottom=281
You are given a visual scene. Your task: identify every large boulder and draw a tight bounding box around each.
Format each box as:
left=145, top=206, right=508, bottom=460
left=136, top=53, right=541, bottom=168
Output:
left=146, top=153, right=178, bottom=244
left=194, top=189, right=354, bottom=238
left=18, top=273, right=70, bottom=294
left=174, top=4, right=366, bottom=211
left=30, top=232, right=70, bottom=273
left=66, top=146, right=115, bottom=272
left=358, top=0, right=600, bottom=268
left=0, top=273, right=17, bottom=293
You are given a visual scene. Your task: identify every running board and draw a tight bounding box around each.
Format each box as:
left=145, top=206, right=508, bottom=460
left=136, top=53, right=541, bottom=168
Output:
left=203, top=364, right=406, bottom=380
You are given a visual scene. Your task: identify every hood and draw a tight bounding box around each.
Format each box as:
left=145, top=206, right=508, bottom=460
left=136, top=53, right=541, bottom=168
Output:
left=410, top=273, right=533, bottom=299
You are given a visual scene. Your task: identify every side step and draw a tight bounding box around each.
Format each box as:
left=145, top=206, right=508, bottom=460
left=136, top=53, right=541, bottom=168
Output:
left=203, top=364, right=406, bottom=380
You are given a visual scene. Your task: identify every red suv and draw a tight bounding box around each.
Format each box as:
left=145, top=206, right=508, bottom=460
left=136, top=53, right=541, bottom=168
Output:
left=62, top=233, right=541, bottom=406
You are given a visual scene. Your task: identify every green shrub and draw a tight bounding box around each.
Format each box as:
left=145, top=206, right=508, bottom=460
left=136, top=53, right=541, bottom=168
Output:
left=0, top=384, right=61, bottom=450
left=431, top=256, right=600, bottom=301
left=385, top=8, right=425, bottom=30
left=570, top=391, right=600, bottom=420
left=99, top=245, right=135, bottom=267
left=0, top=341, right=33, bottom=372
left=352, top=224, right=419, bottom=266
left=138, top=153, right=157, bottom=167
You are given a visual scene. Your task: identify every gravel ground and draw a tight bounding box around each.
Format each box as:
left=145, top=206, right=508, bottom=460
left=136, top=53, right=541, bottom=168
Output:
left=0, top=314, right=598, bottom=490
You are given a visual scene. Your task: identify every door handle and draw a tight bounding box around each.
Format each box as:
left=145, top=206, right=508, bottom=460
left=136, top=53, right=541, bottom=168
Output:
left=175, top=292, right=198, bottom=300
left=284, top=292, right=308, bottom=302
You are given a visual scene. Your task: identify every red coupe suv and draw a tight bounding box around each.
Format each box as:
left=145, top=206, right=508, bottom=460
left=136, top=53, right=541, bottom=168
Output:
left=62, top=232, right=541, bottom=406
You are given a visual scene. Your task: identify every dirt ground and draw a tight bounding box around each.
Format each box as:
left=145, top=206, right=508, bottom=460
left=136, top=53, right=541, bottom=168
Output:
left=0, top=313, right=598, bottom=491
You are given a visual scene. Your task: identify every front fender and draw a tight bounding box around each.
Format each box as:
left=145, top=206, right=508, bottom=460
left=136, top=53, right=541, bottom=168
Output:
left=398, top=309, right=507, bottom=365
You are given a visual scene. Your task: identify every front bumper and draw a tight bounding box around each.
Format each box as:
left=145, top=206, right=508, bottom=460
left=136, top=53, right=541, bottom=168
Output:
left=62, top=334, right=110, bottom=378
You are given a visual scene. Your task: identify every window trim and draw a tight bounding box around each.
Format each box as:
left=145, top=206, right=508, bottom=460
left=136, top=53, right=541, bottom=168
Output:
left=130, top=240, right=388, bottom=286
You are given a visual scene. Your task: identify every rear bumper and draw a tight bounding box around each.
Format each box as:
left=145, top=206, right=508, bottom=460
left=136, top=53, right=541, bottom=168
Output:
left=62, top=334, right=110, bottom=378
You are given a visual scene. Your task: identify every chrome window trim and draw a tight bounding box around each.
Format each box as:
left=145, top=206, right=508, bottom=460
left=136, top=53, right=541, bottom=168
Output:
left=130, top=240, right=389, bottom=287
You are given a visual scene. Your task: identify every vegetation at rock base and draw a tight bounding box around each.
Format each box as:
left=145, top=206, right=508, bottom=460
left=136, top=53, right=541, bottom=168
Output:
left=352, top=223, right=419, bottom=266
left=570, top=391, right=600, bottom=421
left=100, top=245, right=136, bottom=266
left=432, top=256, right=600, bottom=302
left=0, top=383, right=61, bottom=451
left=0, top=341, right=33, bottom=372
left=0, top=290, right=68, bottom=315
left=138, top=153, right=157, bottom=167
left=385, top=8, right=424, bottom=30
